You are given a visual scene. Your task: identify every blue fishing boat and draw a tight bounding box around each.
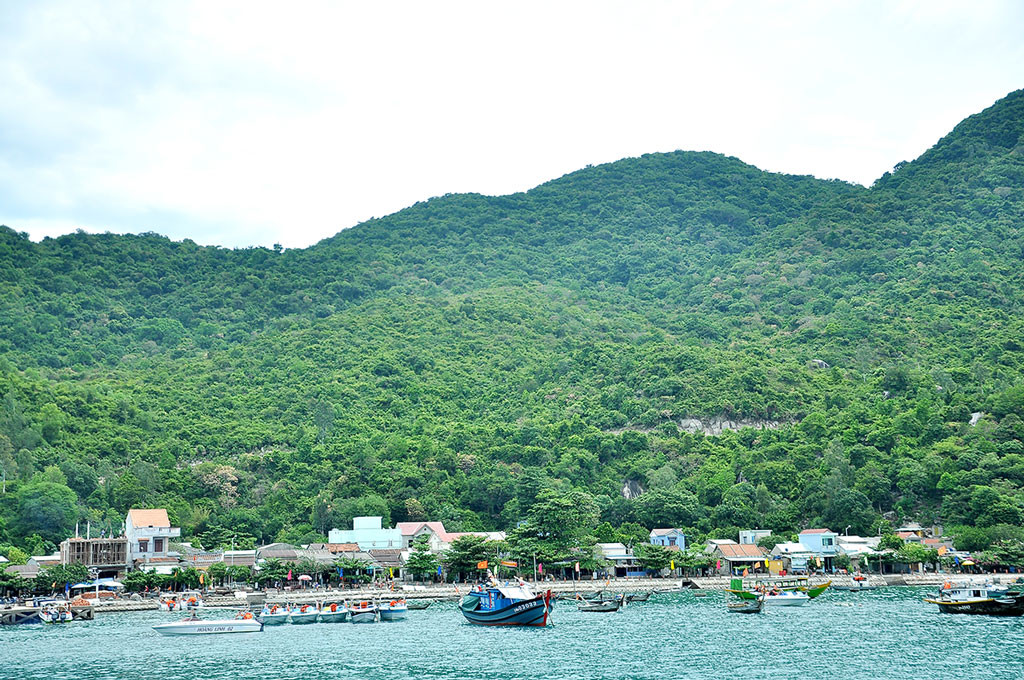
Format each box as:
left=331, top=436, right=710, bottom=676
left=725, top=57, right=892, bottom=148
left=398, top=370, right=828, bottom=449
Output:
left=460, top=577, right=552, bottom=627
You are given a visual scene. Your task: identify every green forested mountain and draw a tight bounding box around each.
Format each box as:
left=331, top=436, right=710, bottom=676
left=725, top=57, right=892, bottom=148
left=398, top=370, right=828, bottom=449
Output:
left=2, top=90, right=1024, bottom=557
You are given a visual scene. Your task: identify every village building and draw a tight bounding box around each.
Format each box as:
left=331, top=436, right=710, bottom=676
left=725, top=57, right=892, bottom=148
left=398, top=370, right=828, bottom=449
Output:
left=596, top=542, right=638, bottom=577
left=328, top=516, right=403, bottom=550
left=59, top=537, right=130, bottom=578
left=738, top=529, right=772, bottom=545
left=125, top=509, right=181, bottom=569
left=708, top=542, right=768, bottom=575
left=770, top=542, right=815, bottom=573
left=649, top=528, right=687, bottom=550
left=797, top=528, right=839, bottom=571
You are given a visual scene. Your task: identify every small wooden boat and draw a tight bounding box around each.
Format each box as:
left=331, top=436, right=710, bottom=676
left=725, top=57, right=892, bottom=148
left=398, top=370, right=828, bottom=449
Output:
left=406, top=599, right=432, bottom=610
left=153, top=612, right=263, bottom=635
left=578, top=595, right=622, bottom=612
left=379, top=599, right=408, bottom=621
left=625, top=591, right=651, bottom=602
left=727, top=595, right=765, bottom=614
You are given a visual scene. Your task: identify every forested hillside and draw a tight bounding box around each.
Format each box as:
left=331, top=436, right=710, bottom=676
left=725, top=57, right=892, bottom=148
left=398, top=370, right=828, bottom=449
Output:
left=2, top=90, right=1024, bottom=557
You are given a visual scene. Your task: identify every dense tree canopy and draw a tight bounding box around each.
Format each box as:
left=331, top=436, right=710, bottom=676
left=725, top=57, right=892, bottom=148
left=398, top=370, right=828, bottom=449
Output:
left=1, top=90, right=1024, bottom=556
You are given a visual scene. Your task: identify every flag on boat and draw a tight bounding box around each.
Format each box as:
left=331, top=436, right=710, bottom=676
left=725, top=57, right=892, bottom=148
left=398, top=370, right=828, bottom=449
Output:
left=574, top=561, right=580, bottom=573
left=500, top=560, right=517, bottom=568
left=477, top=560, right=488, bottom=569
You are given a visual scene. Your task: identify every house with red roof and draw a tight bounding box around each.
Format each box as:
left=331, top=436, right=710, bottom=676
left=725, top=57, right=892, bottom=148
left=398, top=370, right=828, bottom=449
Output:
left=798, top=528, right=839, bottom=571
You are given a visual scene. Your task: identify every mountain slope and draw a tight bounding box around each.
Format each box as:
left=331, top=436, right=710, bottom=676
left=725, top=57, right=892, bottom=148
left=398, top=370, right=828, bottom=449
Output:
left=2, top=91, right=1024, bottom=557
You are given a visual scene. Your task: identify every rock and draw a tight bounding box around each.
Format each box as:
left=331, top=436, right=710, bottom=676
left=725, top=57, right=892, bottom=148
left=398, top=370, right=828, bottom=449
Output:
left=970, top=412, right=984, bottom=426
left=808, top=359, right=830, bottom=369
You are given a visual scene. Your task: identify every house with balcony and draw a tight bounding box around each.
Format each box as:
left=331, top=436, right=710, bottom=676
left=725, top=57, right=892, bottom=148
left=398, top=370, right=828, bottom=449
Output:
left=798, top=528, right=839, bottom=571
left=649, top=528, right=686, bottom=551
left=125, top=509, right=181, bottom=569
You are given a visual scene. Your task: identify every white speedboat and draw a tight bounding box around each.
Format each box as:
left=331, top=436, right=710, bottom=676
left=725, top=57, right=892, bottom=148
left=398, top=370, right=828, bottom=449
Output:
left=378, top=599, right=408, bottom=621
left=348, top=601, right=377, bottom=623
left=764, top=590, right=810, bottom=606
left=318, top=602, right=348, bottom=622
left=258, top=604, right=290, bottom=625
left=289, top=603, right=320, bottom=624
left=39, top=601, right=73, bottom=624
left=153, top=612, right=263, bottom=635
left=180, top=590, right=204, bottom=610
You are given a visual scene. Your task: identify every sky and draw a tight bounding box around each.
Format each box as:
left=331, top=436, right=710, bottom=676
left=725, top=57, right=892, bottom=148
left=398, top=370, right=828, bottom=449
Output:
left=1, top=1, right=1023, bottom=249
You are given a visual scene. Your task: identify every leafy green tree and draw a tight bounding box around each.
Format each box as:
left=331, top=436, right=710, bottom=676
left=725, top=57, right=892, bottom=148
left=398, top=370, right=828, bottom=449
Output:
left=206, top=561, right=228, bottom=585
left=443, top=535, right=492, bottom=580
left=404, top=535, right=440, bottom=580
left=635, top=542, right=672, bottom=572
left=34, top=563, right=88, bottom=594
left=15, top=481, right=77, bottom=543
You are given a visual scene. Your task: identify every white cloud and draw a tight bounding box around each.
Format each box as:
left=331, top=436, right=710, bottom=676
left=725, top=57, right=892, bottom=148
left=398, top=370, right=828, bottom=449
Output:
left=0, top=0, right=1022, bottom=248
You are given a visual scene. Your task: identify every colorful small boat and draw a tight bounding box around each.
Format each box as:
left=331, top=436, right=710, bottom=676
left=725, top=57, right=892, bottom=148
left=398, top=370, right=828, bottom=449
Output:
left=460, top=578, right=552, bottom=627
left=379, top=599, right=408, bottom=621
left=318, top=602, right=348, bottom=622
left=348, top=601, right=378, bottom=623
left=258, top=604, right=290, bottom=625
left=289, top=603, right=320, bottom=624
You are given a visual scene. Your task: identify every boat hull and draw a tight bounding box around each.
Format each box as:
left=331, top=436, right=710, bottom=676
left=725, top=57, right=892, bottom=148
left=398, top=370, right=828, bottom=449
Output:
left=153, top=619, right=263, bottom=635
left=461, top=591, right=552, bottom=627
left=925, top=594, right=1024, bottom=616
left=258, top=612, right=290, bottom=625
left=379, top=606, right=408, bottom=621
left=764, top=594, right=809, bottom=606
left=319, top=609, right=348, bottom=622
left=349, top=609, right=377, bottom=623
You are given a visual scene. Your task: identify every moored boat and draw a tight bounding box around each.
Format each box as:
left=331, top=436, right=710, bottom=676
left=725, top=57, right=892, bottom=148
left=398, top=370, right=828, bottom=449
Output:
left=727, top=594, right=765, bottom=614
left=460, top=576, right=552, bottom=627
left=924, top=584, right=1024, bottom=616
left=578, top=594, right=622, bottom=612
left=39, top=601, right=73, bottom=624
left=158, top=596, right=184, bottom=611
left=405, top=599, right=432, bottom=610
left=348, top=600, right=378, bottom=623
left=289, top=603, right=320, bottom=624
left=258, top=604, right=290, bottom=625
left=764, top=589, right=810, bottom=606
left=318, top=602, right=348, bottom=623
left=152, top=612, right=263, bottom=635
left=626, top=591, right=652, bottom=602
left=379, top=599, right=408, bottom=621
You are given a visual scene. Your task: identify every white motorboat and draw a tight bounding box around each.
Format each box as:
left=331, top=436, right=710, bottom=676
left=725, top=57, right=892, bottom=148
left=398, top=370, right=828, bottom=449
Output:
left=348, top=600, right=377, bottom=623
left=39, top=601, right=73, bottom=624
left=378, top=599, right=408, bottom=621
left=152, top=612, right=263, bottom=635
left=258, top=604, right=290, bottom=625
left=289, top=603, right=320, bottom=624
left=318, top=602, right=348, bottom=622
left=764, top=590, right=810, bottom=606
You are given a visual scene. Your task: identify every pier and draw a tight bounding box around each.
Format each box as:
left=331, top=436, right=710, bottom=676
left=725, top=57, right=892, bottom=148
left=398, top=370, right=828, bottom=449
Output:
left=0, top=605, right=94, bottom=625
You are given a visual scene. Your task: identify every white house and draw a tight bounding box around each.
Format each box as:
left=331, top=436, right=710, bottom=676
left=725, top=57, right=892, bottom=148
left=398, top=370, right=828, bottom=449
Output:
left=125, top=509, right=180, bottom=566
left=329, top=516, right=403, bottom=550
left=770, top=542, right=814, bottom=572
left=738, top=529, right=772, bottom=545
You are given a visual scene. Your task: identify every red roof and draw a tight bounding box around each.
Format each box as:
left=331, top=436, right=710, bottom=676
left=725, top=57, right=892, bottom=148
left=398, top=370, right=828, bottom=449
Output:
left=799, top=528, right=833, bottom=534
left=395, top=522, right=452, bottom=542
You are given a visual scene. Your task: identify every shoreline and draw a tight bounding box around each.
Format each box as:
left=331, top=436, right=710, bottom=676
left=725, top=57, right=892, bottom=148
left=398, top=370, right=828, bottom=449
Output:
left=72, top=573, right=1021, bottom=613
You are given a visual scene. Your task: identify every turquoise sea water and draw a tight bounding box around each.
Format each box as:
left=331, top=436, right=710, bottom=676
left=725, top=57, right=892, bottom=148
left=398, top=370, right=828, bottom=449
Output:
left=3, top=588, right=1024, bottom=680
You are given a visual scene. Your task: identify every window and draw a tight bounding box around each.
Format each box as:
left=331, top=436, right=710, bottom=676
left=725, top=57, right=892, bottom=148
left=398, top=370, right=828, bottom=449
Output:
left=138, top=540, right=149, bottom=553
left=154, top=538, right=164, bottom=553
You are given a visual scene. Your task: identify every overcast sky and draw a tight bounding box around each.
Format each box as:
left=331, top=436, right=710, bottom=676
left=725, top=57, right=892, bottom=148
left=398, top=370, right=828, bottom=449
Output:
left=1, top=1, right=1023, bottom=249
